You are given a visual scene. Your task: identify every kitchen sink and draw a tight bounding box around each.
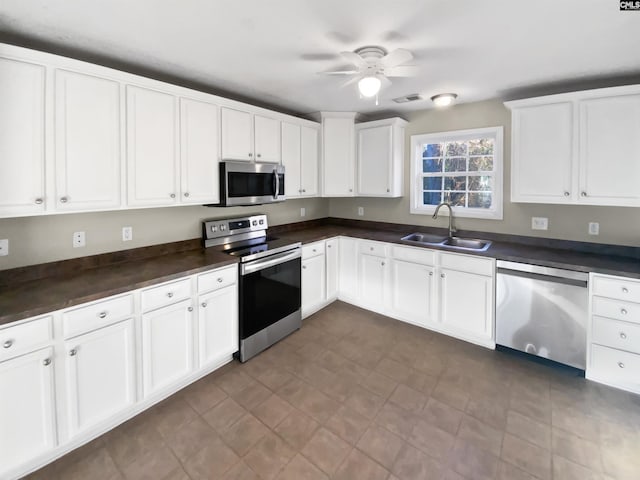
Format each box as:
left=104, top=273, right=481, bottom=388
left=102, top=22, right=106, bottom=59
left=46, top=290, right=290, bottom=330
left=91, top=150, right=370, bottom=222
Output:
left=401, top=233, right=492, bottom=252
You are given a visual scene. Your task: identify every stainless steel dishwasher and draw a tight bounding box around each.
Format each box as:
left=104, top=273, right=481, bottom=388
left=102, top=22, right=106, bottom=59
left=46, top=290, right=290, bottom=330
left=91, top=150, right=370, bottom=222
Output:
left=496, top=260, right=589, bottom=369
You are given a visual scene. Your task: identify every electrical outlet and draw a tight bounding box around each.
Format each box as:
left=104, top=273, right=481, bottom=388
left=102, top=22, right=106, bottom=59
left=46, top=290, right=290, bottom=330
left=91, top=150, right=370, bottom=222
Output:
left=531, top=217, right=548, bottom=230
left=122, top=226, right=133, bottom=241
left=358, top=206, right=364, bottom=216
left=73, top=231, right=86, bottom=248
left=589, top=222, right=600, bottom=235
left=300, top=207, right=306, bottom=217
left=0, top=239, right=8, bottom=256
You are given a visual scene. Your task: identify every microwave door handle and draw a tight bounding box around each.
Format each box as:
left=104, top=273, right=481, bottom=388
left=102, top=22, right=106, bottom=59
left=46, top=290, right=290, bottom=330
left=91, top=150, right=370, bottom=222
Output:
left=273, top=169, right=279, bottom=199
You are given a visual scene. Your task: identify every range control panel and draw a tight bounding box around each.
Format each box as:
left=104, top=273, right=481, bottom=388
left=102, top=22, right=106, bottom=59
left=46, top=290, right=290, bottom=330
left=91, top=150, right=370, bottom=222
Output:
left=203, top=214, right=268, bottom=241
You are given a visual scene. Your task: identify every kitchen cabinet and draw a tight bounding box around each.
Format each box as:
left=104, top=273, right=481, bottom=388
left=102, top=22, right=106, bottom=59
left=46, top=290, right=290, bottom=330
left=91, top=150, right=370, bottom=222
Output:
left=301, top=126, right=319, bottom=196
left=63, top=318, right=136, bottom=437
left=0, top=57, right=46, bottom=217
left=356, top=118, right=406, bottom=197
left=302, top=241, right=326, bottom=318
left=391, top=259, right=435, bottom=327
left=338, top=236, right=359, bottom=303
left=126, top=85, right=179, bottom=207
left=320, top=113, right=356, bottom=196
left=198, top=285, right=238, bottom=368
left=221, top=107, right=280, bottom=163
left=358, top=241, right=389, bottom=313
left=0, top=347, right=56, bottom=479
left=325, top=238, right=339, bottom=301
left=506, top=85, right=640, bottom=206
left=179, top=98, right=220, bottom=204
left=282, top=122, right=319, bottom=197
left=54, top=70, right=121, bottom=211
left=253, top=114, right=281, bottom=163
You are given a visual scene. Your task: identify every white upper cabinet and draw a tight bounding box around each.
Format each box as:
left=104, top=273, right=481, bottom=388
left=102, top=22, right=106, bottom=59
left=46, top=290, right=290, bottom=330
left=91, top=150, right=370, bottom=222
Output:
left=300, top=125, right=319, bottom=196
left=579, top=94, right=640, bottom=205
left=321, top=113, right=356, bottom=196
left=506, top=85, right=640, bottom=206
left=254, top=114, right=281, bottom=163
left=180, top=98, right=220, bottom=204
left=55, top=70, right=121, bottom=211
left=281, top=122, right=319, bottom=197
left=356, top=118, right=406, bottom=197
left=126, top=85, right=179, bottom=206
left=0, top=57, right=46, bottom=217
left=509, top=102, right=574, bottom=203
left=221, top=107, right=253, bottom=161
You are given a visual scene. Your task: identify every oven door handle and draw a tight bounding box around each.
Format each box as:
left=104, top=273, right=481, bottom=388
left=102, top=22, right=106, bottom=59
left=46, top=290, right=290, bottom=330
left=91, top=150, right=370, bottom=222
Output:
left=273, top=170, right=280, bottom=200
left=241, top=249, right=301, bottom=275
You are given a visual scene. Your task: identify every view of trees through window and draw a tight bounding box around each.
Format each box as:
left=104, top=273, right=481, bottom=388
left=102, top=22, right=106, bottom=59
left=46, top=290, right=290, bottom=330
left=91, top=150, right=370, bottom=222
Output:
left=421, top=138, right=494, bottom=209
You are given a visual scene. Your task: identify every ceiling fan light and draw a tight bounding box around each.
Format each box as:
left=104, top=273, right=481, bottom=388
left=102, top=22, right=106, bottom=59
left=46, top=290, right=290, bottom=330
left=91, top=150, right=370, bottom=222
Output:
left=431, top=93, right=458, bottom=107
left=358, top=76, right=381, bottom=97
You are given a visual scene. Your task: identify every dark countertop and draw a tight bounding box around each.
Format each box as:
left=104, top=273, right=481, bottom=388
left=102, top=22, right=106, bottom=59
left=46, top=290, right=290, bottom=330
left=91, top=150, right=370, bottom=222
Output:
left=2, top=219, right=640, bottom=327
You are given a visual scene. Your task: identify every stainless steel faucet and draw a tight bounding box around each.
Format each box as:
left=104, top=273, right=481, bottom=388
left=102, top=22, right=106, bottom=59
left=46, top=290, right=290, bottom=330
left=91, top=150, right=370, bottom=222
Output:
left=432, top=202, right=457, bottom=238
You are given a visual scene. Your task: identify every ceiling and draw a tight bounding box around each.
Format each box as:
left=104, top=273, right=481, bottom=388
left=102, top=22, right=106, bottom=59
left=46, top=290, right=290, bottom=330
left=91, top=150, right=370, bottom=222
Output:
left=1, top=0, right=639, bottom=116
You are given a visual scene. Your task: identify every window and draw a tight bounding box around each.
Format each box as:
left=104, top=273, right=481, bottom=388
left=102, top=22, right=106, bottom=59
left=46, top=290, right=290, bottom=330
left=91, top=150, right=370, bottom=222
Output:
left=410, top=126, right=503, bottom=220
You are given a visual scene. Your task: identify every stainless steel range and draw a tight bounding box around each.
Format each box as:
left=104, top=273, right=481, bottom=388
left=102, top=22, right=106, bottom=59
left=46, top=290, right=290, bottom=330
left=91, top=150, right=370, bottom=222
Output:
left=202, top=214, right=301, bottom=362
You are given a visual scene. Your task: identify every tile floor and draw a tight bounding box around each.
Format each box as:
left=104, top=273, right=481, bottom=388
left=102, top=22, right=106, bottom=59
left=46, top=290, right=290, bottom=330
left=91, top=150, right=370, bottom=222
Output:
left=27, top=301, right=640, bottom=480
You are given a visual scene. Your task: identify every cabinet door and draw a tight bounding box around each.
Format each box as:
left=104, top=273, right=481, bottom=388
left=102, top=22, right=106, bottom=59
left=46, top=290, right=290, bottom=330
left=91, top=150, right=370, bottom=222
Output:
left=142, top=300, right=194, bottom=397
left=180, top=98, right=219, bottom=204
left=338, top=237, right=359, bottom=302
left=64, top=319, right=136, bottom=437
left=302, top=255, right=326, bottom=317
left=300, top=125, right=319, bottom=196
left=391, top=260, right=435, bottom=326
left=55, top=70, right=121, bottom=211
left=326, top=238, right=339, bottom=301
left=322, top=117, right=355, bottom=196
left=198, top=285, right=238, bottom=368
left=357, top=125, right=392, bottom=196
left=126, top=85, right=178, bottom=206
left=0, top=58, right=46, bottom=216
left=0, top=347, right=55, bottom=477
left=511, top=102, right=574, bottom=203
left=440, top=269, right=493, bottom=342
left=221, top=107, right=253, bottom=161
left=358, top=253, right=387, bottom=312
left=254, top=114, right=281, bottom=163
left=579, top=95, right=640, bottom=205
left=281, top=122, right=302, bottom=197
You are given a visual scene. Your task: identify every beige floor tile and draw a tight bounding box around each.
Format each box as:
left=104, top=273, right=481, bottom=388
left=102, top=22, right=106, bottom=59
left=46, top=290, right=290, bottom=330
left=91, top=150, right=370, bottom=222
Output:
left=359, top=370, right=399, bottom=399
left=501, top=433, right=551, bottom=480
left=276, top=454, right=328, bottom=480
left=409, top=418, right=455, bottom=461
left=216, top=370, right=256, bottom=396
left=375, top=401, right=419, bottom=440
left=222, top=460, right=260, bottom=480
left=420, top=397, right=464, bottom=435
left=344, top=384, right=386, bottom=420
left=431, top=379, right=470, bottom=411
left=388, top=383, right=427, bottom=413
left=465, top=392, right=509, bottom=430
left=553, top=455, right=609, bottom=480
left=104, top=419, right=165, bottom=470
left=202, top=396, right=247, bottom=433
left=392, top=443, right=442, bottom=480
left=222, top=413, right=269, bottom=456
left=552, top=426, right=604, bottom=471
left=119, top=444, right=181, bottom=480
left=181, top=376, right=228, bottom=415
left=183, top=437, right=240, bottom=480
left=55, top=447, right=122, bottom=480
left=274, top=409, right=319, bottom=449
left=496, top=460, right=537, bottom=480
left=457, top=414, right=504, bottom=456
left=251, top=393, right=293, bottom=429
left=506, top=409, right=551, bottom=450
left=325, top=404, right=371, bottom=445
left=243, top=433, right=296, bottom=480
left=333, top=448, right=389, bottom=480
left=301, top=427, right=351, bottom=475
left=152, top=396, right=199, bottom=439
left=447, top=438, right=499, bottom=480
left=356, top=425, right=404, bottom=469
left=164, top=416, right=220, bottom=463
left=233, top=380, right=272, bottom=411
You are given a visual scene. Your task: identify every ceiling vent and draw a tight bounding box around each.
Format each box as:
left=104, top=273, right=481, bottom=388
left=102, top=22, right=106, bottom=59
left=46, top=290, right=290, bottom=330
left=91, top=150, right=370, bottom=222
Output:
left=392, top=93, right=423, bottom=103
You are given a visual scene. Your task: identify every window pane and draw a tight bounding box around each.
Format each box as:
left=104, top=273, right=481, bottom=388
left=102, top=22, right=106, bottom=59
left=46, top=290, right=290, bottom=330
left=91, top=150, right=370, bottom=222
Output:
left=423, top=143, right=443, bottom=157
left=468, top=175, right=492, bottom=191
left=444, top=176, right=466, bottom=190
left=446, top=141, right=467, bottom=156
left=445, top=157, right=466, bottom=172
left=468, top=192, right=492, bottom=208
left=423, top=177, right=443, bottom=190
left=446, top=192, right=466, bottom=206
left=423, top=158, right=443, bottom=173
left=468, top=138, right=494, bottom=155
left=469, top=156, right=493, bottom=171
left=423, top=191, right=442, bottom=205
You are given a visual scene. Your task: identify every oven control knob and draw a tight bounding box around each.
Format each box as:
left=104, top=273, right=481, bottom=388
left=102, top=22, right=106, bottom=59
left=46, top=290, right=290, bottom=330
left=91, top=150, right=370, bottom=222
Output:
left=220, top=225, right=226, bottom=231
left=211, top=225, right=217, bottom=233
left=259, top=219, right=264, bottom=225
left=252, top=220, right=257, bottom=226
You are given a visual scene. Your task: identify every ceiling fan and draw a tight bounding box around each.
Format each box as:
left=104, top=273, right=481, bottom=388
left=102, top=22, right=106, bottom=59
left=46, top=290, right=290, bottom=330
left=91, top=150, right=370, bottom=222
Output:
left=319, top=46, right=417, bottom=103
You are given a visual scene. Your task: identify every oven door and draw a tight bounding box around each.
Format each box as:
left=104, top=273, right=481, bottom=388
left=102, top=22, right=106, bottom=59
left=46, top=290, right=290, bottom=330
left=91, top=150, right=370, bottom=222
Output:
left=221, top=161, right=285, bottom=206
left=239, top=249, right=301, bottom=341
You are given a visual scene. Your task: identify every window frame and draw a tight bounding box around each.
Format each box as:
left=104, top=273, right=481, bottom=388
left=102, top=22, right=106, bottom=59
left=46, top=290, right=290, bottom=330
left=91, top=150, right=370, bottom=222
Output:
left=410, top=126, right=504, bottom=220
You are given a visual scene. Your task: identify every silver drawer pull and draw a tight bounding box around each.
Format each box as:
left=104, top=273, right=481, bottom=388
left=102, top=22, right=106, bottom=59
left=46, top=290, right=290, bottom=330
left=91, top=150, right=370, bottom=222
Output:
left=167, top=292, right=174, bottom=298
left=98, top=311, right=108, bottom=319
left=563, top=191, right=570, bottom=197
left=313, top=249, right=317, bottom=253
left=381, top=261, right=385, bottom=266
left=217, top=277, right=223, bottom=283
left=35, top=198, right=43, bottom=204
left=370, top=247, right=374, bottom=251
left=622, top=287, right=629, bottom=293
left=441, top=273, right=445, bottom=278
left=620, top=308, right=628, bottom=315
left=184, top=192, right=190, bottom=197
left=328, top=245, right=332, bottom=248
left=69, top=349, right=77, bottom=356
left=302, top=265, right=307, bottom=269
left=429, top=272, right=433, bottom=276
left=201, top=302, right=207, bottom=308
left=620, top=332, right=627, bottom=339
left=60, top=196, right=69, bottom=203
left=188, top=306, right=193, bottom=312
left=618, top=362, right=625, bottom=369
left=43, top=358, right=51, bottom=366
left=3, top=339, right=13, bottom=349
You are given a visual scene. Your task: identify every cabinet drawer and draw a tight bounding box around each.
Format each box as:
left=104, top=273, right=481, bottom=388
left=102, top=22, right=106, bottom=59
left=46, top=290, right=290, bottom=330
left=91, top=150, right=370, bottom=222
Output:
left=198, top=266, right=237, bottom=294
left=592, top=316, right=640, bottom=355
left=63, top=294, right=134, bottom=338
left=359, top=240, right=387, bottom=258
left=0, top=316, right=53, bottom=361
left=141, top=278, right=192, bottom=312
left=590, top=344, right=640, bottom=387
left=592, top=296, right=640, bottom=325
left=439, top=252, right=493, bottom=276
left=391, top=245, right=435, bottom=266
left=302, top=241, right=325, bottom=260
left=592, top=275, right=640, bottom=303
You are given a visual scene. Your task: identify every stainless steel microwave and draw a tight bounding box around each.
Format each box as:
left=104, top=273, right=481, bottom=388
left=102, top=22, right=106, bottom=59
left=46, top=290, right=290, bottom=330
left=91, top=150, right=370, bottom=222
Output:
left=214, top=161, right=285, bottom=207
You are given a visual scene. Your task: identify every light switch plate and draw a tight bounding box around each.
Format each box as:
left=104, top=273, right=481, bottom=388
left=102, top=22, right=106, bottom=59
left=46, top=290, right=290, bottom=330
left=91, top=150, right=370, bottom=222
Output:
left=300, top=207, right=306, bottom=217
left=122, top=226, right=133, bottom=241
left=589, top=222, right=600, bottom=235
left=73, top=231, right=86, bottom=248
left=531, top=217, right=548, bottom=230
left=358, top=207, right=364, bottom=216
left=0, top=239, right=8, bottom=256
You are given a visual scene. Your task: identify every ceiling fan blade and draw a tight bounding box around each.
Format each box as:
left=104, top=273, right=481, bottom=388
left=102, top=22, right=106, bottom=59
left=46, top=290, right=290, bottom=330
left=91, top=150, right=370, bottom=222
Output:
left=381, top=48, right=413, bottom=68
left=339, top=51, right=368, bottom=68
left=378, top=75, right=393, bottom=90
left=383, top=65, right=419, bottom=77
left=342, top=75, right=363, bottom=88
left=318, top=69, right=360, bottom=75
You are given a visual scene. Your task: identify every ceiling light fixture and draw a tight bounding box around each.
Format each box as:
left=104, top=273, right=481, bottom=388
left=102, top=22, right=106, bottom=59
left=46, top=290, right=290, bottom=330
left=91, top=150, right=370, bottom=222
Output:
left=431, top=93, right=458, bottom=107
left=358, top=76, right=382, bottom=97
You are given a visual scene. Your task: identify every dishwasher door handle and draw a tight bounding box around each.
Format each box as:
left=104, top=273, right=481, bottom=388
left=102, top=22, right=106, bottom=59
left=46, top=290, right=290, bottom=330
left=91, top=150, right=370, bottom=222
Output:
left=497, top=268, right=588, bottom=288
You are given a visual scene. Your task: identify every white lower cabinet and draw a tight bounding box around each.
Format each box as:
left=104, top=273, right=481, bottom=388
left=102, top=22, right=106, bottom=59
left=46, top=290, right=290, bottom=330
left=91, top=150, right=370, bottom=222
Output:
left=358, top=252, right=388, bottom=313
left=141, top=299, right=194, bottom=397
left=0, top=347, right=56, bottom=479
left=302, top=254, right=326, bottom=318
left=326, top=238, right=339, bottom=301
left=391, top=259, right=435, bottom=327
left=338, top=237, right=359, bottom=303
left=64, top=319, right=136, bottom=437
left=198, top=285, right=238, bottom=367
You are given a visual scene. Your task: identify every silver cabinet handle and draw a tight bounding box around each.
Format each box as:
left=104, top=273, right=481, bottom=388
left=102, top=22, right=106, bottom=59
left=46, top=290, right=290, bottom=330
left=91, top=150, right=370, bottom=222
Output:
left=327, top=245, right=332, bottom=248
left=622, top=287, right=629, bottom=293
left=60, top=196, right=69, bottom=203
left=441, top=273, right=445, bottom=278
left=3, top=339, right=13, bottom=349
left=35, top=198, right=43, bottom=204
left=386, top=188, right=390, bottom=193
left=248, top=152, right=253, bottom=157
left=620, top=332, right=627, bottom=339
left=312, top=249, right=317, bottom=253
left=370, top=247, right=374, bottom=251
left=381, top=261, right=385, bottom=266
left=302, top=189, right=306, bottom=193
left=621, top=308, right=628, bottom=315
left=349, top=188, right=353, bottom=192
left=167, top=292, right=174, bottom=298
left=188, top=306, right=193, bottom=312
left=184, top=192, right=190, bottom=197
left=217, top=277, right=223, bottom=283
left=43, top=358, right=51, bottom=366
left=257, top=153, right=261, bottom=158
left=618, top=362, right=625, bottom=369
left=581, top=192, right=587, bottom=197
left=98, top=311, right=108, bottom=319
left=69, top=349, right=77, bottom=356
left=302, top=265, right=307, bottom=269
left=564, top=191, right=570, bottom=197
left=429, top=272, right=433, bottom=276
left=201, top=302, right=207, bottom=308
left=170, top=193, right=176, bottom=198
